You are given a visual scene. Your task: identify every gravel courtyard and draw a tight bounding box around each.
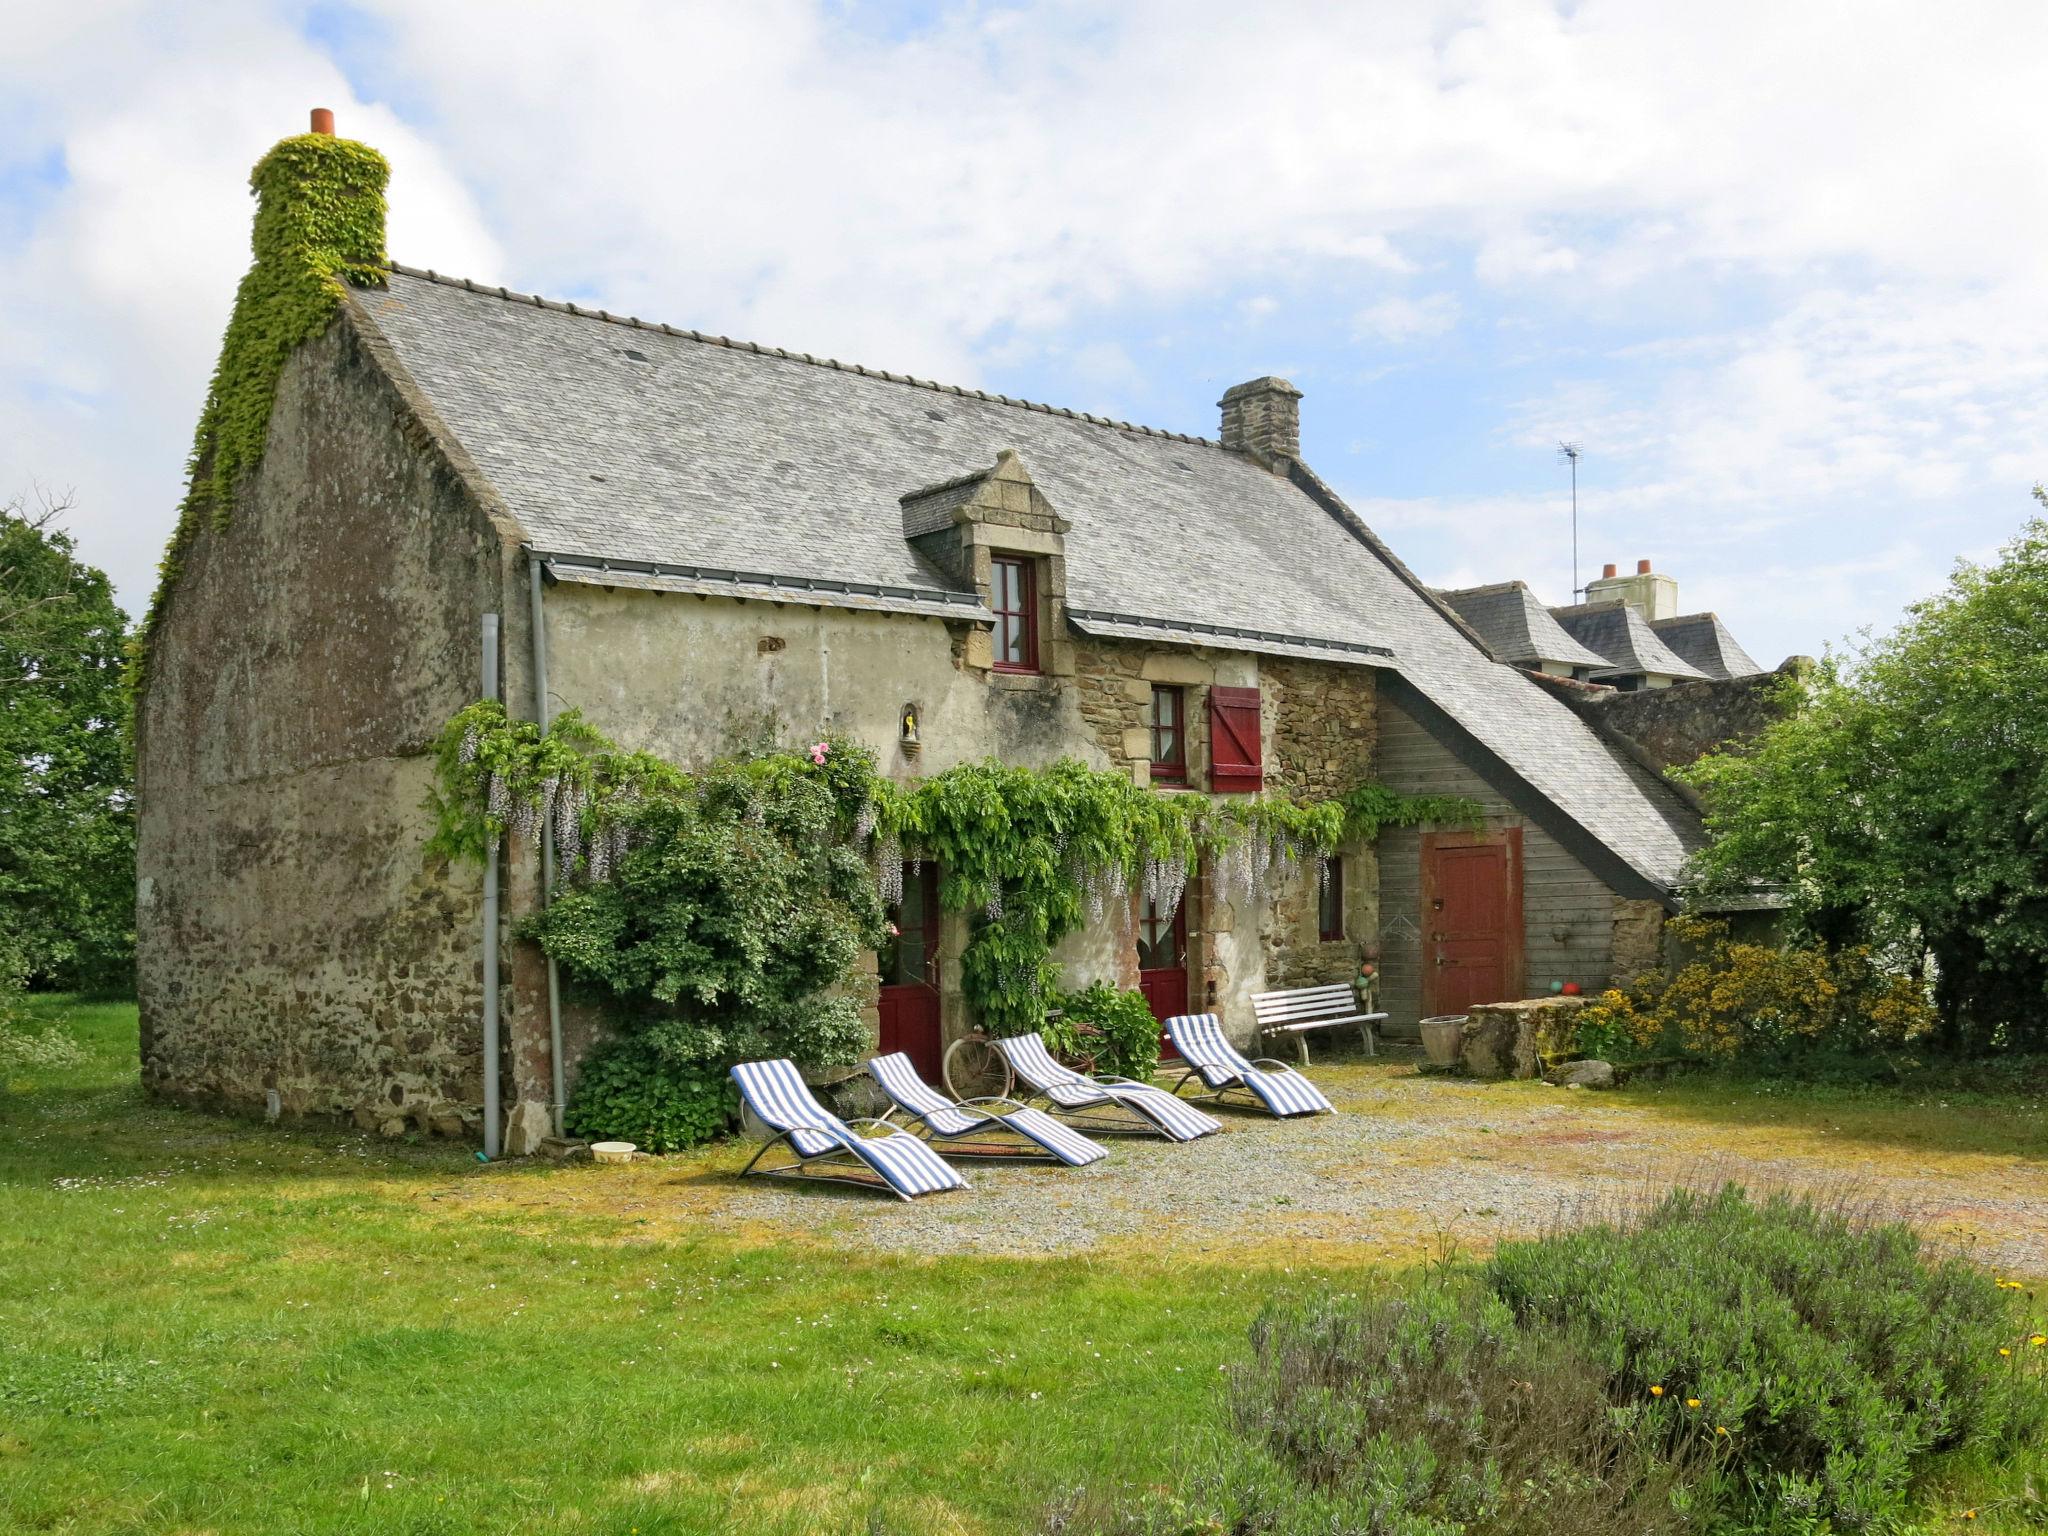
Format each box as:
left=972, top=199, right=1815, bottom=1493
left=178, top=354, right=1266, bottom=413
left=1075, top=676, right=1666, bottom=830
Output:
left=502, top=1052, right=2048, bottom=1277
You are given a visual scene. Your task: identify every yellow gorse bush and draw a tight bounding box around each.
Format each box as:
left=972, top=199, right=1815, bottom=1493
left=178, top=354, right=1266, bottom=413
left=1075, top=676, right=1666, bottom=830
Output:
left=1568, top=918, right=1937, bottom=1065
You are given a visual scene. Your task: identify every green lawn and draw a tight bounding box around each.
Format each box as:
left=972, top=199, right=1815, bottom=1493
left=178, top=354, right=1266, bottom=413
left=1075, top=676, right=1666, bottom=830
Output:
left=4, top=999, right=2043, bottom=1534
left=0, top=998, right=1273, bottom=1534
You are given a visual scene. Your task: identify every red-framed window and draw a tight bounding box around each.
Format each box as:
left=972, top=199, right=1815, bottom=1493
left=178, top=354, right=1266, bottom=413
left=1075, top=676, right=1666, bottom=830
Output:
left=1208, top=685, right=1262, bottom=792
left=1318, top=855, right=1345, bottom=942
left=990, top=555, right=1038, bottom=673
left=1148, top=684, right=1185, bottom=781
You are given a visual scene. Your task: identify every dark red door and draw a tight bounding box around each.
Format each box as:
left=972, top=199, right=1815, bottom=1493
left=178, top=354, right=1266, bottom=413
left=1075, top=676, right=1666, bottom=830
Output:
left=1138, top=892, right=1189, bottom=1058
left=878, top=863, right=942, bottom=1081
left=1422, top=830, right=1524, bottom=1016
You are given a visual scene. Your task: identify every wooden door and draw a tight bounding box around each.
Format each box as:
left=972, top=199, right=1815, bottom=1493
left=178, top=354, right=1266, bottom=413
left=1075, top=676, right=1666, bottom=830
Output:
left=1421, top=829, right=1524, bottom=1017
left=878, top=863, right=942, bottom=1081
left=1138, top=892, right=1189, bottom=1057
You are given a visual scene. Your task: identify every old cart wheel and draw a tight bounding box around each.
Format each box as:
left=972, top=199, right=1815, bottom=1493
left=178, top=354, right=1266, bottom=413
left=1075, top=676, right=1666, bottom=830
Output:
left=942, top=1034, right=1013, bottom=1103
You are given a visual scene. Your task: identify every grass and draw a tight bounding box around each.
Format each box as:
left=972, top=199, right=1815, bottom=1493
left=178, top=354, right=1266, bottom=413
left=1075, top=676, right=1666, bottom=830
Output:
left=4, top=998, right=2044, bottom=1534
left=0, top=997, right=1293, bottom=1535
left=1611, top=1068, right=2048, bottom=1162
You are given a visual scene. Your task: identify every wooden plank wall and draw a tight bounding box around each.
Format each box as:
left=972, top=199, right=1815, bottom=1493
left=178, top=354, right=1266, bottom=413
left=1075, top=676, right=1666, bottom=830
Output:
left=1374, top=699, right=1615, bottom=1035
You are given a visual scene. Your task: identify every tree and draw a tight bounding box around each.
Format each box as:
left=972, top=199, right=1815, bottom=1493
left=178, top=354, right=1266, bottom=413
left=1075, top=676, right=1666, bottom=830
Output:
left=1685, top=498, right=2048, bottom=1052
left=0, top=489, right=135, bottom=995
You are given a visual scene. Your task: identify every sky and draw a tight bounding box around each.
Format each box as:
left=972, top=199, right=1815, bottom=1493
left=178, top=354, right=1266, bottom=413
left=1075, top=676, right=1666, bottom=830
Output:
left=6, top=1, right=2048, bottom=668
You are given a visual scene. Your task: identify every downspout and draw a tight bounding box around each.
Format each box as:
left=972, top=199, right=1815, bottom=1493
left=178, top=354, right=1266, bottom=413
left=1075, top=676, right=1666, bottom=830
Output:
left=528, top=550, right=567, bottom=1138
left=480, top=611, right=502, bottom=1158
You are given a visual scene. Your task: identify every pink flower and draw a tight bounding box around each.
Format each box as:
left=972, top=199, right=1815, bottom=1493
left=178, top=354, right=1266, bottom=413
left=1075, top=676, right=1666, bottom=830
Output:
left=810, top=741, right=830, bottom=766
left=885, top=922, right=900, bottom=937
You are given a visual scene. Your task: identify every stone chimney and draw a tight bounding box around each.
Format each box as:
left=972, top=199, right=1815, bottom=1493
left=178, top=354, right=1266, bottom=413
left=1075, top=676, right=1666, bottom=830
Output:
left=1218, top=376, right=1302, bottom=462
left=1584, top=557, right=1679, bottom=620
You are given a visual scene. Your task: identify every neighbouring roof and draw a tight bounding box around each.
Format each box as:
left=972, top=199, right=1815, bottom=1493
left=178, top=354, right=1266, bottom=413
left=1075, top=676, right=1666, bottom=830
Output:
left=1436, top=581, right=1611, bottom=672
left=1650, top=612, right=1765, bottom=680
left=1551, top=601, right=1712, bottom=683
left=353, top=265, right=1703, bottom=891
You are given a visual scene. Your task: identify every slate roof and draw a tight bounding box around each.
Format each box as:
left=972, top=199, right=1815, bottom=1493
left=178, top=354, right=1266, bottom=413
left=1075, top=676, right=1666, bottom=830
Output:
left=352, top=265, right=1702, bottom=891
left=1551, top=601, right=1712, bottom=682
left=1650, top=613, right=1766, bottom=679
left=1435, top=581, right=1611, bottom=671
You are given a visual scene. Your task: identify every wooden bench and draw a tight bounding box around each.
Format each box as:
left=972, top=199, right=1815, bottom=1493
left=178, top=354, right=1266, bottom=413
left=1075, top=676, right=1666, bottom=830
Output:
left=1251, top=983, right=1386, bottom=1066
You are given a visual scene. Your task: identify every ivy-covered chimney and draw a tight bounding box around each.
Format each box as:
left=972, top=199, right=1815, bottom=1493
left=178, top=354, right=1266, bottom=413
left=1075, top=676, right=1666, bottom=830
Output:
left=135, top=110, right=390, bottom=698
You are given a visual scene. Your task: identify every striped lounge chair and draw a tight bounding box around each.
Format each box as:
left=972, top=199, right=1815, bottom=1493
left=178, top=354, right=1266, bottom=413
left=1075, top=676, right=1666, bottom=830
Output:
left=995, top=1033, right=1221, bottom=1142
left=866, top=1052, right=1109, bottom=1166
left=730, top=1059, right=966, bottom=1201
left=1164, top=1012, right=1334, bottom=1117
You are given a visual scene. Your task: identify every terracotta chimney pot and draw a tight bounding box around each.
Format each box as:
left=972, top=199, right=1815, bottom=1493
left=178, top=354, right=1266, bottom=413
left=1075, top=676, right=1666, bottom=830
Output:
left=1601, top=562, right=1617, bottom=579
left=1636, top=558, right=1652, bottom=574
left=309, top=107, right=335, bottom=136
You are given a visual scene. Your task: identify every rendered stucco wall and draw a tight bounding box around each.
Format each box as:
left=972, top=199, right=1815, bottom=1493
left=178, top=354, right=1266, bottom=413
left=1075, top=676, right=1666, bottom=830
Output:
left=543, top=586, right=1377, bottom=1049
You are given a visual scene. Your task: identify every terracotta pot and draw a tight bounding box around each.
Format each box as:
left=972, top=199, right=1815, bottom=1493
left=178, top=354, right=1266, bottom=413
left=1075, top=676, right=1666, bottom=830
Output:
left=1419, top=1014, right=1467, bottom=1068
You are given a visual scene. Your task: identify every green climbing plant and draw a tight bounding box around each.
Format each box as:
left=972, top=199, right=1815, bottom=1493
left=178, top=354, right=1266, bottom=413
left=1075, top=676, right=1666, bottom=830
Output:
left=429, top=702, right=1480, bottom=1137
left=131, top=130, right=390, bottom=699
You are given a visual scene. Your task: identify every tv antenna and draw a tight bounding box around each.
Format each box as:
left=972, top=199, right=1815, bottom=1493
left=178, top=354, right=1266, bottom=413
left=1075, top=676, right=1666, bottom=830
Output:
left=1558, top=441, right=1583, bottom=599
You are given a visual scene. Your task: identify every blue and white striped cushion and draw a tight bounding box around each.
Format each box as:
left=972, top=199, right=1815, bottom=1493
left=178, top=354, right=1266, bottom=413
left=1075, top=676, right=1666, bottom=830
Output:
left=1001, top=1104, right=1110, bottom=1165
left=868, top=1052, right=1107, bottom=1165
left=866, top=1052, right=980, bottom=1135
left=1167, top=1013, right=1334, bottom=1117
left=730, top=1059, right=965, bottom=1196
left=1109, top=1081, right=1223, bottom=1140
left=847, top=1125, right=967, bottom=1195
left=997, top=1034, right=1219, bottom=1142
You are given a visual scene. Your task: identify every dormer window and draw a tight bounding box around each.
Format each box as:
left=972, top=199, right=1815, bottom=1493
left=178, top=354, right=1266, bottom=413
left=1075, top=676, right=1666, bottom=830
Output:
left=990, top=554, right=1038, bottom=673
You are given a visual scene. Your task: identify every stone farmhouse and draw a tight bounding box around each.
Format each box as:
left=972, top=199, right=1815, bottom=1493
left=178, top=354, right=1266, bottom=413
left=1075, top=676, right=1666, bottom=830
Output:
left=137, top=118, right=1770, bottom=1147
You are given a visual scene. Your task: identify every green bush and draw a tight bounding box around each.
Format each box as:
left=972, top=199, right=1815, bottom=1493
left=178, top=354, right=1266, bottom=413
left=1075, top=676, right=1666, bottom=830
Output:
left=1050, top=1186, right=2048, bottom=1536
left=1049, top=980, right=1161, bottom=1081
left=1487, top=1185, right=2047, bottom=1531
left=564, top=1030, right=736, bottom=1153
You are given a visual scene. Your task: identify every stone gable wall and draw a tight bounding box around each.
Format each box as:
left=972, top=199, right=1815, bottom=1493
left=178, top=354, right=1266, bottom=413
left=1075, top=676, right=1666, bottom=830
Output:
left=1573, top=662, right=1802, bottom=775
left=135, top=315, right=514, bottom=1135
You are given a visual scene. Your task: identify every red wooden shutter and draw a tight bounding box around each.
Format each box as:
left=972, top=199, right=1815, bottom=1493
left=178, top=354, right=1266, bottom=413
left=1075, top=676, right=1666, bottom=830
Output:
left=1208, top=686, right=1262, bottom=792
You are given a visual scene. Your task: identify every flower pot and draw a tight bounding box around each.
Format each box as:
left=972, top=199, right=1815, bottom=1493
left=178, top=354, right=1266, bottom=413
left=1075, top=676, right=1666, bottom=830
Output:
left=590, top=1140, right=637, bottom=1165
left=1419, top=1014, right=1467, bottom=1068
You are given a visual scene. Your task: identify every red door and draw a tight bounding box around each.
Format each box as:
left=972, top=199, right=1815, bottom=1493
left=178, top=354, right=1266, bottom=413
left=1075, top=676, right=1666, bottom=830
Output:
left=1138, top=892, right=1189, bottom=1058
left=878, top=863, right=942, bottom=1081
left=1422, top=829, right=1524, bottom=1016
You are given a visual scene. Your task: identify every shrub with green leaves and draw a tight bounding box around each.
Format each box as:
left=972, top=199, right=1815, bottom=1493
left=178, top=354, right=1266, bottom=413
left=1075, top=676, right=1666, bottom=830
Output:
left=1048, top=981, right=1161, bottom=1081
left=1051, top=1185, right=2047, bottom=1536
left=1566, top=917, right=1936, bottom=1069
left=564, top=1030, right=735, bottom=1153
left=1487, top=1185, right=2048, bottom=1531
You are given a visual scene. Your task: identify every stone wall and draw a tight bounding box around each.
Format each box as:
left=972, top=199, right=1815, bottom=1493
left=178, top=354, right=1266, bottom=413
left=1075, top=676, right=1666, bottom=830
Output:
left=1561, top=661, right=1804, bottom=775
left=135, top=314, right=515, bottom=1134
left=1611, top=896, right=1668, bottom=986
left=1260, top=658, right=1380, bottom=990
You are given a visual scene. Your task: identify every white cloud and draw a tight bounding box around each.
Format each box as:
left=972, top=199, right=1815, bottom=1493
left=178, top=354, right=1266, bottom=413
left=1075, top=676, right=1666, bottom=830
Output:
left=1352, top=293, right=1461, bottom=343
left=4, top=0, right=2048, bottom=648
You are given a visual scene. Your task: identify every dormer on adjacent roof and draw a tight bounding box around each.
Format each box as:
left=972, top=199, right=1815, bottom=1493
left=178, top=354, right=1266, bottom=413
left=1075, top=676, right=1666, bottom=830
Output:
left=1436, top=580, right=1610, bottom=677
left=1649, top=612, right=1765, bottom=680
left=900, top=449, right=1073, bottom=679
left=1551, top=600, right=1711, bottom=690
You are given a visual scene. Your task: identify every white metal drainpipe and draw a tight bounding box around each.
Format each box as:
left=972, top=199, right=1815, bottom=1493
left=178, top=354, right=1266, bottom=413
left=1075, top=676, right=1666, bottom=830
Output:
left=480, top=611, right=502, bottom=1159
left=529, top=552, right=567, bottom=1139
